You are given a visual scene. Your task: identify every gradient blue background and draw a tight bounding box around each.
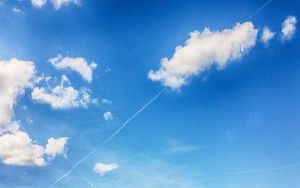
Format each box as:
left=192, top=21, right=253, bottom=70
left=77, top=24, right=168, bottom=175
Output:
left=0, top=0, right=299, bottom=187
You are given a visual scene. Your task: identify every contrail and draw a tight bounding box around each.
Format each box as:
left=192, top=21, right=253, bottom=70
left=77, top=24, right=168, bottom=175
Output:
left=102, top=88, right=167, bottom=145
left=52, top=149, right=97, bottom=185
left=247, top=0, right=272, bottom=20
left=83, top=176, right=96, bottom=188
left=52, top=88, right=167, bottom=185
left=233, top=163, right=300, bottom=175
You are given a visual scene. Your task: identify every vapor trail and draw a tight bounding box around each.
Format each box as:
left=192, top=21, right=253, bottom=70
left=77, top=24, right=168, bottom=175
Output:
left=52, top=88, right=166, bottom=185
left=52, top=149, right=97, bottom=185
left=247, top=0, right=272, bottom=20
left=233, top=163, right=300, bottom=175
left=102, top=88, right=167, bottom=145
left=83, top=176, right=96, bottom=188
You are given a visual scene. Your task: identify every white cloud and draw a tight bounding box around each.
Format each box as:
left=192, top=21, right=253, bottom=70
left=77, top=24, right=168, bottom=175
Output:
left=261, top=26, right=275, bottom=44
left=0, top=58, right=35, bottom=132
left=103, top=111, right=113, bottom=120
left=50, top=0, right=80, bottom=9
left=0, top=59, right=68, bottom=166
left=31, top=0, right=47, bottom=8
left=44, top=137, right=68, bottom=158
left=93, top=162, right=119, bottom=176
left=148, top=22, right=258, bottom=89
left=12, top=7, right=22, bottom=14
left=0, top=131, right=45, bottom=166
left=100, top=98, right=112, bottom=105
left=281, top=15, right=297, bottom=40
left=31, top=0, right=79, bottom=9
left=31, top=75, right=91, bottom=109
left=49, top=54, right=97, bottom=82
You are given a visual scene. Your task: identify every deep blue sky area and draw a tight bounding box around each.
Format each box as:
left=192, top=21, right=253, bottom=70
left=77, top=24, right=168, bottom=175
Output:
left=0, top=0, right=299, bottom=188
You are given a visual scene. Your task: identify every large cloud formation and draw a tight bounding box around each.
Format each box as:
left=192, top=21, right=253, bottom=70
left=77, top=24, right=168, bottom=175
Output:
left=0, top=59, right=68, bottom=166
left=148, top=22, right=258, bottom=90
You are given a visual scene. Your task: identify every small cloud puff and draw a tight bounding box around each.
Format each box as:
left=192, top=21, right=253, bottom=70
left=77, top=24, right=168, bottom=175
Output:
left=261, top=26, right=275, bottom=45
left=93, top=162, right=119, bottom=176
left=103, top=111, right=113, bottom=121
left=281, top=15, right=297, bottom=40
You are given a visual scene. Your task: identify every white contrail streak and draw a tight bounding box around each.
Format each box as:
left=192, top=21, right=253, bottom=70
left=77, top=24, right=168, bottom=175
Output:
left=102, top=88, right=167, bottom=145
left=247, top=0, right=272, bottom=20
left=52, top=149, right=97, bottom=185
left=83, top=176, right=96, bottom=188
left=233, top=163, right=300, bottom=175
left=52, top=88, right=166, bottom=186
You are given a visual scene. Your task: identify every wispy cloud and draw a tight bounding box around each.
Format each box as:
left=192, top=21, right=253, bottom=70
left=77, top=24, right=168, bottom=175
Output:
left=166, top=140, right=204, bottom=154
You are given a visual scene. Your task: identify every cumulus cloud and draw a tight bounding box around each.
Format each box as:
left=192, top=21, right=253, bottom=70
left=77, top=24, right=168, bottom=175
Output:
left=261, top=26, right=275, bottom=44
left=49, top=54, right=97, bottom=82
left=281, top=15, right=297, bottom=40
left=103, top=111, right=113, bottom=120
left=31, top=0, right=79, bottom=9
left=0, top=59, right=68, bottom=166
left=31, top=75, right=91, bottom=109
left=0, top=131, right=45, bottom=166
left=51, top=0, right=80, bottom=9
left=93, top=162, right=119, bottom=176
left=148, top=22, right=258, bottom=89
left=44, top=137, right=68, bottom=158
left=31, top=0, right=47, bottom=8
left=0, top=58, right=35, bottom=132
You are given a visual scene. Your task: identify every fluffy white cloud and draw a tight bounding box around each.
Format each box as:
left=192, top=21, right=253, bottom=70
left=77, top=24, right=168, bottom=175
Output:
left=31, top=0, right=79, bottom=9
left=49, top=54, right=97, bottom=82
left=93, top=162, right=119, bottom=176
left=0, top=59, right=35, bottom=132
left=148, top=22, right=258, bottom=89
left=261, top=26, right=275, bottom=44
left=0, top=59, right=68, bottom=166
left=103, top=111, right=113, bottom=120
left=281, top=15, right=297, bottom=40
left=44, top=137, right=68, bottom=158
left=51, top=0, right=80, bottom=9
left=31, top=0, right=47, bottom=8
left=31, top=75, right=91, bottom=109
left=0, top=131, right=45, bottom=166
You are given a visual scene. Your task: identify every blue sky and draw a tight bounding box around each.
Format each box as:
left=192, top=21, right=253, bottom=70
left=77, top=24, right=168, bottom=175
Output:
left=0, top=0, right=299, bottom=188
